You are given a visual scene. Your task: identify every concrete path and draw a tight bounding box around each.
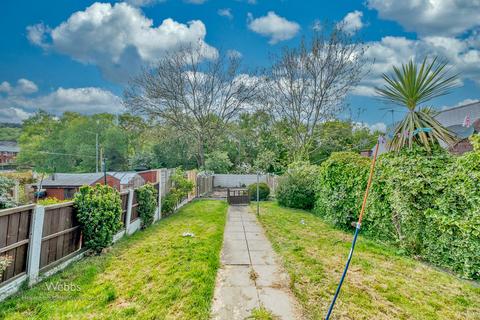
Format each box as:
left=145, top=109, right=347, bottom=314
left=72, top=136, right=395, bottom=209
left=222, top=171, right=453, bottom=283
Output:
left=211, top=205, right=302, bottom=320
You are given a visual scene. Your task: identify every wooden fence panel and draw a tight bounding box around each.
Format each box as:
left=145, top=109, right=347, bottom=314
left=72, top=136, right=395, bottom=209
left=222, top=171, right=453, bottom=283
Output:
left=227, top=188, right=250, bottom=205
left=130, top=191, right=139, bottom=222
left=120, top=191, right=129, bottom=228
left=0, top=204, right=34, bottom=284
left=39, top=203, right=81, bottom=270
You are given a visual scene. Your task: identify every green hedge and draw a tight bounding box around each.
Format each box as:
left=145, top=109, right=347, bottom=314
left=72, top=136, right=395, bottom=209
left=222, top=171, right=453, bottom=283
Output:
left=74, top=184, right=122, bottom=253
left=314, top=152, right=370, bottom=229
left=276, top=162, right=320, bottom=210
left=313, top=138, right=480, bottom=279
left=136, top=183, right=158, bottom=229
left=248, top=182, right=270, bottom=201
left=161, top=168, right=194, bottom=217
left=422, top=143, right=480, bottom=279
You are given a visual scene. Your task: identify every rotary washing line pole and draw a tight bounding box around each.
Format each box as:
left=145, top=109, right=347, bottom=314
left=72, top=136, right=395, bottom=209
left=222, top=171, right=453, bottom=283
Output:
left=325, top=136, right=383, bottom=320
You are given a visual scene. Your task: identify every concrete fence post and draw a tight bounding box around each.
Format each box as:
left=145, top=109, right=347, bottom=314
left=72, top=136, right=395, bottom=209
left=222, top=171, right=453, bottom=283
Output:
left=27, top=205, right=44, bottom=286
left=125, top=189, right=134, bottom=234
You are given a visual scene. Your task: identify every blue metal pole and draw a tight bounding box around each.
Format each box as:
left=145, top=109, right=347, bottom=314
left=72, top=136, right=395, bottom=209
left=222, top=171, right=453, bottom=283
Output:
left=325, top=223, right=361, bottom=320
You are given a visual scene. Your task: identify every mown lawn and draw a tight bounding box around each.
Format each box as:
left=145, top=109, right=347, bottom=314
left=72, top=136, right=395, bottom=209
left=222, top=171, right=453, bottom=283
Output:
left=253, top=202, right=480, bottom=320
left=0, top=199, right=228, bottom=320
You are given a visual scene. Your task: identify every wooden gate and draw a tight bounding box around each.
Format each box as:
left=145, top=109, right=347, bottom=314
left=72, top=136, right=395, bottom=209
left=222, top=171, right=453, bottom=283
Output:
left=227, top=188, right=250, bottom=205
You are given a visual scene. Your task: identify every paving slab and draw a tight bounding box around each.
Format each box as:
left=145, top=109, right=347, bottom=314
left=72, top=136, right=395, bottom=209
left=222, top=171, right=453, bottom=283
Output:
left=211, top=205, right=303, bottom=319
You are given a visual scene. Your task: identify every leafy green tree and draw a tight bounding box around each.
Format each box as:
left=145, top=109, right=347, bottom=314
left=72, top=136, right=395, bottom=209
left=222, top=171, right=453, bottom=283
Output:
left=204, top=151, right=232, bottom=173
left=376, top=57, right=458, bottom=151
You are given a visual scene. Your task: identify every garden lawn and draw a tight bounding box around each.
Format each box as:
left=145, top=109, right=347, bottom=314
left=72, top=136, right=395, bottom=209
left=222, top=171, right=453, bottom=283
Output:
left=0, top=199, right=228, bottom=320
left=253, top=202, right=480, bottom=320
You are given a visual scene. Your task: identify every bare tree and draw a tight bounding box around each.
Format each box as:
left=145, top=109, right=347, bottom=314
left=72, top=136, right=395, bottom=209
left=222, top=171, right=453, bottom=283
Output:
left=124, top=44, right=260, bottom=167
left=263, top=25, right=368, bottom=160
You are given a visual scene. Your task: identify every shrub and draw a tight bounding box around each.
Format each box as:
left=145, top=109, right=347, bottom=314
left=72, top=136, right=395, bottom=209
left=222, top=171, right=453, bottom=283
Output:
left=248, top=182, right=270, bottom=201
left=136, top=183, right=158, bottom=228
left=161, top=168, right=194, bottom=217
left=366, top=145, right=451, bottom=254
left=74, top=184, right=122, bottom=253
left=161, top=192, right=179, bottom=216
left=0, top=256, right=12, bottom=275
left=314, top=152, right=370, bottom=229
left=38, top=197, right=68, bottom=206
left=276, top=162, right=320, bottom=210
left=0, top=176, right=15, bottom=209
left=422, top=137, right=480, bottom=279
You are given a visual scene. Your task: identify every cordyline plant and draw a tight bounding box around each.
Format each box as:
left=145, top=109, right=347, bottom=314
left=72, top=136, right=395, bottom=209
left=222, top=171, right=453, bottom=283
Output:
left=376, top=57, right=458, bottom=151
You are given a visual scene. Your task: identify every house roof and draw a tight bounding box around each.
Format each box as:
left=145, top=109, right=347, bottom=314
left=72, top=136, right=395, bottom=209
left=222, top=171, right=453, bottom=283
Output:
left=108, top=172, right=144, bottom=185
left=0, top=141, right=20, bottom=153
left=41, top=173, right=111, bottom=187
left=435, top=101, right=480, bottom=128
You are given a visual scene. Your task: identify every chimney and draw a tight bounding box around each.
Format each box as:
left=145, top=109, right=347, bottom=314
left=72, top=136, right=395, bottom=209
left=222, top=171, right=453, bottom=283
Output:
left=52, top=173, right=55, bottom=181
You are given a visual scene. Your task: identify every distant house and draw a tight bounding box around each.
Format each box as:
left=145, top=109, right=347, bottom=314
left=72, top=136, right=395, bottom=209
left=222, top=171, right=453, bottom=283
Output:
left=368, top=101, right=480, bottom=156
left=0, top=141, right=20, bottom=164
left=108, top=172, right=145, bottom=191
left=35, top=173, right=121, bottom=200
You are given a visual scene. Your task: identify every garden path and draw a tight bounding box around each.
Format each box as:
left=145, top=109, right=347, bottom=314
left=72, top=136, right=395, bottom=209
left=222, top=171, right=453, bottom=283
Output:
left=211, top=205, right=302, bottom=319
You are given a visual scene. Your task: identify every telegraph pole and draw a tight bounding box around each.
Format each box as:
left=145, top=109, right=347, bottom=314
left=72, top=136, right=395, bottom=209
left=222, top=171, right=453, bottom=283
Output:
left=95, top=133, right=99, bottom=173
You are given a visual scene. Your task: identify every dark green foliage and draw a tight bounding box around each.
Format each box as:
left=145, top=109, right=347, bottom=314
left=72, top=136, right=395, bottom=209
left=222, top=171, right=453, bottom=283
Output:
left=315, top=139, right=480, bottom=279
left=366, top=145, right=451, bottom=254
left=248, top=182, right=270, bottom=201
left=136, top=183, right=158, bottom=228
left=74, top=184, right=122, bottom=253
left=422, top=137, right=480, bottom=279
left=161, top=193, right=178, bottom=216
left=0, top=176, right=16, bottom=209
left=314, top=152, right=370, bottom=229
left=276, top=162, right=320, bottom=210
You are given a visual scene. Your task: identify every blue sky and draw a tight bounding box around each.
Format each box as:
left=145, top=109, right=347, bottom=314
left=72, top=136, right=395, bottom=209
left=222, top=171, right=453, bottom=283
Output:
left=1, top=0, right=479, bottom=129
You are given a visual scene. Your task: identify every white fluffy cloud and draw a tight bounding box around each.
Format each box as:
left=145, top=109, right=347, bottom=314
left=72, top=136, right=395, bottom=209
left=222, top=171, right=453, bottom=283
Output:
left=367, top=0, right=480, bottom=36
left=218, top=8, right=233, bottom=19
left=339, top=10, right=363, bottom=35
left=26, top=2, right=216, bottom=82
left=0, top=79, right=38, bottom=96
left=0, top=79, right=122, bottom=123
left=124, top=0, right=166, bottom=6
left=352, top=34, right=480, bottom=96
left=247, top=11, right=300, bottom=44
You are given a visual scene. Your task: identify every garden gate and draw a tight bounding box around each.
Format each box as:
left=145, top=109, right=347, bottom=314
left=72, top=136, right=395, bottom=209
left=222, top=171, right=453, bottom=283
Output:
left=226, top=188, right=250, bottom=205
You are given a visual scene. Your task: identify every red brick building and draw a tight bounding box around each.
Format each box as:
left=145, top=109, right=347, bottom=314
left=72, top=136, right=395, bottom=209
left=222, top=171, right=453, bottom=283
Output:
left=0, top=141, right=19, bottom=164
left=35, top=173, right=121, bottom=200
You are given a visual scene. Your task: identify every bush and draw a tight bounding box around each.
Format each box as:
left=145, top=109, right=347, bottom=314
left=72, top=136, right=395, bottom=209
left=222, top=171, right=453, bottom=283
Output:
left=38, top=197, right=68, bottom=206
left=366, top=145, right=450, bottom=254
left=136, top=183, right=158, bottom=228
left=161, top=168, right=194, bottom=217
left=0, top=175, right=15, bottom=209
left=161, top=192, right=179, bottom=216
left=276, top=162, right=320, bottom=210
left=314, top=152, right=370, bottom=229
left=74, top=184, right=122, bottom=253
left=422, top=137, right=480, bottom=279
left=248, top=182, right=270, bottom=201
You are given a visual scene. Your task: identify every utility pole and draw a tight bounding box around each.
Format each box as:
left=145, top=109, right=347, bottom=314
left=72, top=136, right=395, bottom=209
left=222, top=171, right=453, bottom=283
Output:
left=95, top=133, right=99, bottom=173
left=100, top=148, right=107, bottom=185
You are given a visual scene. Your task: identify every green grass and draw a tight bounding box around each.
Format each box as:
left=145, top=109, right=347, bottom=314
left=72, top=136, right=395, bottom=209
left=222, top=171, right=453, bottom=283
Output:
left=252, top=202, right=480, bottom=320
left=0, top=199, right=228, bottom=320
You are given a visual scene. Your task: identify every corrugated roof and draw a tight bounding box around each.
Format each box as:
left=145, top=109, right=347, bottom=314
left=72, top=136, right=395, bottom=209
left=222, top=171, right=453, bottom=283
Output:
left=41, top=173, right=108, bottom=187
left=0, top=141, right=20, bottom=153
left=108, top=172, right=144, bottom=185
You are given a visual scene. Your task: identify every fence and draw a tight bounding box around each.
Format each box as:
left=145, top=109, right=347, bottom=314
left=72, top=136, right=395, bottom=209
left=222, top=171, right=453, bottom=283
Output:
left=196, top=174, right=213, bottom=197
left=212, top=174, right=277, bottom=194
left=0, top=169, right=175, bottom=301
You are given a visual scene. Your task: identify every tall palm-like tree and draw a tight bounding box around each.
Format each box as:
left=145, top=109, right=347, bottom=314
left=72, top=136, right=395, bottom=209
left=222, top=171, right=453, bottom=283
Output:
left=376, top=57, right=459, bottom=151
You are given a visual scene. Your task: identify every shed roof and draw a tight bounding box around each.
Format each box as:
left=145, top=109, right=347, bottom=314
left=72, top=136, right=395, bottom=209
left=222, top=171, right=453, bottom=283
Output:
left=0, top=141, right=20, bottom=153
left=41, top=173, right=111, bottom=187
left=108, top=172, right=144, bottom=185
